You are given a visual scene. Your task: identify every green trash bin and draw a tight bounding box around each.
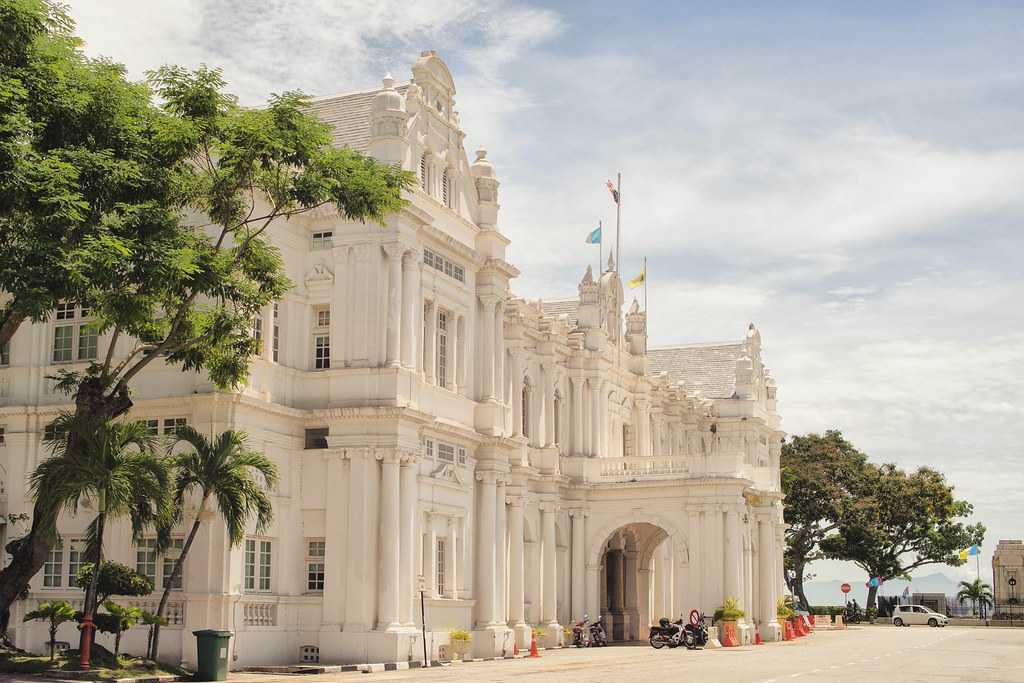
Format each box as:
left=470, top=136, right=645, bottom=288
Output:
left=193, top=629, right=233, bottom=681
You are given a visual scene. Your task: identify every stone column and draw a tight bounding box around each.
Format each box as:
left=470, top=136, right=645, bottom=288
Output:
left=352, top=244, right=371, bottom=363
left=511, top=351, right=523, bottom=437
left=585, top=561, right=601, bottom=625
left=377, top=452, right=401, bottom=631
left=424, top=301, right=436, bottom=383
left=344, top=449, right=371, bottom=631
left=543, top=365, right=555, bottom=447
left=481, top=297, right=496, bottom=401
left=624, top=549, right=638, bottom=640
left=686, top=508, right=703, bottom=613
left=495, top=479, right=508, bottom=625
left=724, top=507, right=741, bottom=606
left=401, top=250, right=420, bottom=370
left=475, top=472, right=497, bottom=626
left=637, top=400, right=651, bottom=457
left=638, top=567, right=652, bottom=631
left=427, top=515, right=438, bottom=598
left=495, top=302, right=505, bottom=402
left=571, top=378, right=583, bottom=456
left=589, top=382, right=600, bottom=456
left=508, top=498, right=526, bottom=633
left=322, top=454, right=346, bottom=628
left=384, top=243, right=404, bottom=367
left=446, top=516, right=459, bottom=600
left=758, top=516, right=780, bottom=639
left=541, top=504, right=559, bottom=630
left=399, top=456, right=418, bottom=626
left=571, top=511, right=586, bottom=619
left=598, top=382, right=608, bottom=458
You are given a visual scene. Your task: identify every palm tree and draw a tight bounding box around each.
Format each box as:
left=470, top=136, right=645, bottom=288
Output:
left=23, top=600, right=76, bottom=661
left=956, top=578, right=994, bottom=618
left=31, top=414, right=172, bottom=668
left=103, top=602, right=143, bottom=659
left=148, top=427, right=278, bottom=660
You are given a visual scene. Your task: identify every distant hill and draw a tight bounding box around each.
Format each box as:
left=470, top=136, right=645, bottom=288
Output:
left=804, top=573, right=961, bottom=606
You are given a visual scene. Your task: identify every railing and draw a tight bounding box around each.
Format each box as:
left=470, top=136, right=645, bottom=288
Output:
left=599, top=456, right=689, bottom=480
left=125, top=598, right=185, bottom=626
left=242, top=600, right=278, bottom=627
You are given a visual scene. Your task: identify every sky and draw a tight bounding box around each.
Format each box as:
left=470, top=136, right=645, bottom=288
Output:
left=64, top=1, right=1024, bottom=587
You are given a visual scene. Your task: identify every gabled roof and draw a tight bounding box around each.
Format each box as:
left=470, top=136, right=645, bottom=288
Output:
left=647, top=341, right=746, bottom=399
left=540, top=299, right=579, bottom=327
left=304, top=85, right=409, bottom=152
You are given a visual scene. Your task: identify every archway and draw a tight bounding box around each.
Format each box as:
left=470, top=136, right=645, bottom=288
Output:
left=598, top=522, right=673, bottom=642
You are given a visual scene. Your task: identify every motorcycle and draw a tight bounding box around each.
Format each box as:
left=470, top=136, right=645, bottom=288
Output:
left=588, top=618, right=608, bottom=647
left=683, top=610, right=709, bottom=650
left=649, top=616, right=685, bottom=649
left=571, top=616, right=590, bottom=647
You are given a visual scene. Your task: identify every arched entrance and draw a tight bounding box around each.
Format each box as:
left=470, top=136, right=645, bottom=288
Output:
left=598, top=522, right=673, bottom=642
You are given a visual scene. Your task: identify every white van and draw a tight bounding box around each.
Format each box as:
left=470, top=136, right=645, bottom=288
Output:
left=891, top=605, right=948, bottom=627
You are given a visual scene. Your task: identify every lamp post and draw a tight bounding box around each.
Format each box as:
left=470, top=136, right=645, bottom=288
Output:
left=1009, top=577, right=1018, bottom=626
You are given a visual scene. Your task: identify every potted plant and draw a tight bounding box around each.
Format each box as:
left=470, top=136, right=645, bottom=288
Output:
left=714, top=596, right=744, bottom=646
left=448, top=629, right=471, bottom=660
left=777, top=597, right=796, bottom=639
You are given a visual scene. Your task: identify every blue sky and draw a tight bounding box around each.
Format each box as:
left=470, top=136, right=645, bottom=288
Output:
left=67, top=1, right=1024, bottom=585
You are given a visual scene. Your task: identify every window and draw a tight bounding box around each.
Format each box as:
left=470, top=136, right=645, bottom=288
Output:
left=163, top=417, right=187, bottom=435
left=442, top=168, right=450, bottom=207
left=43, top=422, right=66, bottom=443
left=44, top=539, right=63, bottom=587
left=0, top=341, right=9, bottom=365
left=304, top=427, right=328, bottom=450
left=424, top=438, right=434, bottom=459
left=0, top=426, right=5, bottom=447
left=145, top=419, right=160, bottom=436
left=436, top=538, right=446, bottom=596
left=136, top=538, right=158, bottom=585
left=553, top=393, right=562, bottom=446
left=419, top=154, right=428, bottom=191
left=422, top=249, right=464, bottom=284
left=160, top=538, right=185, bottom=590
left=522, top=385, right=531, bottom=438
left=623, top=425, right=634, bottom=458
left=306, top=540, right=325, bottom=591
left=245, top=539, right=272, bottom=592
left=252, top=316, right=263, bottom=354
left=68, top=539, right=84, bottom=587
left=314, top=335, right=330, bottom=369
left=55, top=302, right=75, bottom=320
left=457, top=446, right=467, bottom=465
left=77, top=324, right=97, bottom=360
left=452, top=265, right=464, bottom=283
left=272, top=303, right=280, bottom=363
left=52, top=325, right=73, bottom=362
left=437, top=310, right=448, bottom=388
left=316, top=309, right=330, bottom=328
left=437, top=442, right=455, bottom=463
left=311, top=231, right=333, bottom=250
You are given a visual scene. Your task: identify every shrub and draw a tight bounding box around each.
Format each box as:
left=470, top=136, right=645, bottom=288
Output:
left=714, top=596, right=745, bottom=622
left=777, top=597, right=795, bottom=619
left=448, top=629, right=471, bottom=642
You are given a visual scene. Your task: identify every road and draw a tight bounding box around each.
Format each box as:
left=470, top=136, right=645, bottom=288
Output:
left=3, top=626, right=1022, bottom=683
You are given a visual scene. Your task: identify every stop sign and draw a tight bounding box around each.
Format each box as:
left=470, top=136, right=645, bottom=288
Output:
left=841, top=583, right=851, bottom=594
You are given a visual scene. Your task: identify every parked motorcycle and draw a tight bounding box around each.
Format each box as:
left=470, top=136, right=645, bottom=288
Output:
left=649, top=616, right=685, bottom=649
left=588, top=618, right=608, bottom=647
left=572, top=616, right=590, bottom=647
left=683, top=610, right=709, bottom=650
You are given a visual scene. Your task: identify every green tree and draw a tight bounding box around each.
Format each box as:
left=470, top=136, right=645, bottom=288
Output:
left=956, top=578, right=994, bottom=618
left=820, top=463, right=985, bottom=609
left=28, top=416, right=172, bottom=667
left=75, top=561, right=154, bottom=604
left=22, top=600, right=76, bottom=660
left=0, top=0, right=411, bottom=634
left=149, top=427, right=277, bottom=660
left=781, top=431, right=869, bottom=610
left=102, top=602, right=143, bottom=659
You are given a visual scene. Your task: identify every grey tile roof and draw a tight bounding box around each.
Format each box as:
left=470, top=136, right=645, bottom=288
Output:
left=541, top=299, right=579, bottom=327
left=647, top=342, right=746, bottom=399
left=304, top=85, right=409, bottom=152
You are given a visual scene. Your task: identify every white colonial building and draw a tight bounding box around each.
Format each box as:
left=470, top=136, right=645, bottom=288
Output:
left=0, top=51, right=786, bottom=667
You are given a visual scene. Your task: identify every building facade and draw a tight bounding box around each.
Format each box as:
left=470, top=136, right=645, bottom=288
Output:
left=0, top=51, right=786, bottom=666
left=992, top=540, right=1023, bottom=614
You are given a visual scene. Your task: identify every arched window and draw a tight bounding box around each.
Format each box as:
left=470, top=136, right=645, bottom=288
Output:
left=442, top=168, right=451, bottom=208
left=419, top=154, right=428, bottom=192
left=623, top=424, right=633, bottom=458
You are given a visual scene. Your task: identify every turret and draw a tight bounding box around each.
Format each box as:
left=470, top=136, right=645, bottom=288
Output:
left=734, top=355, right=755, bottom=400
left=471, top=147, right=499, bottom=228
left=576, top=265, right=600, bottom=329
left=625, top=298, right=648, bottom=374
left=368, top=74, right=409, bottom=166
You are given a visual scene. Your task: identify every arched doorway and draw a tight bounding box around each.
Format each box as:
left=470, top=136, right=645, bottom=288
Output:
left=598, top=522, right=672, bottom=642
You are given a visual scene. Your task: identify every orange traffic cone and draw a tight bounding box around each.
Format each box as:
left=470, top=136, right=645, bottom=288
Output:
left=529, top=633, right=541, bottom=658
left=754, top=624, right=763, bottom=645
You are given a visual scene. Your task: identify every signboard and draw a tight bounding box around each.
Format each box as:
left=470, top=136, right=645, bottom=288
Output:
left=840, top=583, right=851, bottom=594
left=689, top=609, right=701, bottom=626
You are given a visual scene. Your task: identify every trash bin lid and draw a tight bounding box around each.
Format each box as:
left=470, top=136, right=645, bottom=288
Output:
left=193, top=629, right=234, bottom=637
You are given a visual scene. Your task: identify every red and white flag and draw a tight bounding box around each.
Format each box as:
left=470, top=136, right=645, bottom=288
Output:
left=606, top=179, right=619, bottom=204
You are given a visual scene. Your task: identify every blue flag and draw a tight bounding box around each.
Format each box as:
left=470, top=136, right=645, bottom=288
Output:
left=968, top=545, right=980, bottom=556
left=585, top=225, right=601, bottom=244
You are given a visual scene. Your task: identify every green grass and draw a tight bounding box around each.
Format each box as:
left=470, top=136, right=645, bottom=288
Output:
left=0, top=647, right=188, bottom=681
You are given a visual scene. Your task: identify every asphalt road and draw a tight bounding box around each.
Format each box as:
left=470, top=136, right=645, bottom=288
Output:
left=4, top=625, right=1021, bottom=683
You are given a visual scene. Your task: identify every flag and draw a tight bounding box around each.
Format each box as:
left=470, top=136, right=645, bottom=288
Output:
left=585, top=225, right=602, bottom=244
left=628, top=264, right=645, bottom=289
left=902, top=587, right=910, bottom=598
left=968, top=545, right=980, bottom=556
left=959, top=548, right=969, bottom=561
left=606, top=179, right=619, bottom=204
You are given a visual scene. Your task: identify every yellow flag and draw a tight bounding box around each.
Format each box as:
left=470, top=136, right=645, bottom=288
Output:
left=628, top=265, right=646, bottom=289
left=958, top=549, right=968, bottom=561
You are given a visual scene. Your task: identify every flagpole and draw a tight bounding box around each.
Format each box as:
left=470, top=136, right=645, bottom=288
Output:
left=643, top=256, right=647, bottom=311
left=615, top=172, right=621, bottom=273
left=599, top=220, right=603, bottom=275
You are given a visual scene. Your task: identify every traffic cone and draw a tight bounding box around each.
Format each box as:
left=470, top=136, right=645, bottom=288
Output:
left=529, top=633, right=540, bottom=658
left=755, top=624, right=763, bottom=645
left=513, top=640, right=519, bottom=656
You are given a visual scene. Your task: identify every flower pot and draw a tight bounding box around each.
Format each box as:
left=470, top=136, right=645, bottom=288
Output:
left=720, top=620, right=739, bottom=647
left=450, top=639, right=471, bottom=660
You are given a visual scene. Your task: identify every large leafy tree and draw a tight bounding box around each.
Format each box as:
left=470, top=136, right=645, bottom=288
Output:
left=820, top=463, right=985, bottom=609
left=149, top=427, right=278, bottom=660
left=781, top=430, right=869, bottom=610
left=26, top=416, right=172, bottom=668
left=0, top=0, right=412, bottom=636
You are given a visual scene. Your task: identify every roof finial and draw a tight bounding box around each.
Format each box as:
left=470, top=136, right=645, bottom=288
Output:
left=382, top=72, right=394, bottom=89
left=606, top=250, right=615, bottom=273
